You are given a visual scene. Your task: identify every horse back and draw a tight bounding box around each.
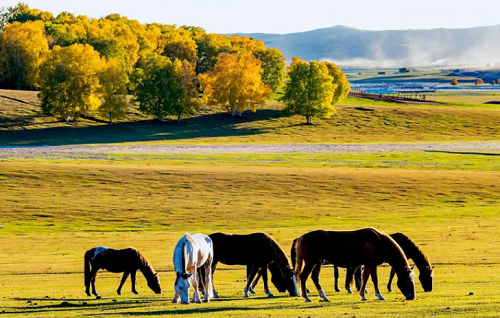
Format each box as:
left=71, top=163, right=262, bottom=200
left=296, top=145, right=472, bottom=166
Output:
left=210, top=232, right=279, bottom=265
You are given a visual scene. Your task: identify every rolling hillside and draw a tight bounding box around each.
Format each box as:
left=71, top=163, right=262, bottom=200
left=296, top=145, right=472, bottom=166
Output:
left=236, top=25, right=500, bottom=67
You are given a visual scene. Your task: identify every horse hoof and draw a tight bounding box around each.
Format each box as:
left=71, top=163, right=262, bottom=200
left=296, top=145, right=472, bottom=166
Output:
left=319, top=299, right=331, bottom=303
left=95, top=296, right=101, bottom=300
left=213, top=294, right=220, bottom=299
left=361, top=297, right=368, bottom=301
left=132, top=291, right=139, bottom=295
left=304, top=298, right=312, bottom=303
left=266, top=293, right=274, bottom=297
left=244, top=295, right=250, bottom=298
left=249, top=289, right=256, bottom=295
left=117, top=291, right=121, bottom=296
left=347, top=290, right=353, bottom=294
left=335, top=288, right=341, bottom=293
left=85, top=292, right=91, bottom=297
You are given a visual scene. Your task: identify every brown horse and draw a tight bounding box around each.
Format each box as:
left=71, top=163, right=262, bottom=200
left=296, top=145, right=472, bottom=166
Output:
left=337, top=232, right=434, bottom=293
left=295, top=228, right=415, bottom=302
left=200, top=233, right=297, bottom=298
left=84, top=247, right=161, bottom=298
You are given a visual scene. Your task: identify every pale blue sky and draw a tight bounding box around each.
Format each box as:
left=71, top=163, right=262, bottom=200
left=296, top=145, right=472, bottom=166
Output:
left=5, top=0, right=500, bottom=34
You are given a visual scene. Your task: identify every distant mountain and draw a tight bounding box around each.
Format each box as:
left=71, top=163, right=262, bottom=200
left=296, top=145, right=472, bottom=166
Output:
left=235, top=25, right=500, bottom=68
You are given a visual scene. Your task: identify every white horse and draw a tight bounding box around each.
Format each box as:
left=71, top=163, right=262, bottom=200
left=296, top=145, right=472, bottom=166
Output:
left=172, top=233, right=214, bottom=304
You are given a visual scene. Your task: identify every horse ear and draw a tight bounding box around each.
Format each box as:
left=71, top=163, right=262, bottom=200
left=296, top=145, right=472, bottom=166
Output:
left=155, top=272, right=159, bottom=277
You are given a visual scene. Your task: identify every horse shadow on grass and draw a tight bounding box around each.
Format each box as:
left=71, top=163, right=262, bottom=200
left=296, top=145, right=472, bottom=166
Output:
left=0, top=109, right=285, bottom=147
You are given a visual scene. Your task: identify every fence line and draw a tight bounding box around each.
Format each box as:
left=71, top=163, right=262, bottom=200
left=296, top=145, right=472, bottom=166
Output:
left=350, top=90, right=427, bottom=102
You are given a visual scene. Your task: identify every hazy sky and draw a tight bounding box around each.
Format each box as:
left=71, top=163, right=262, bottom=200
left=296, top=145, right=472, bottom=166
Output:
left=5, top=0, right=500, bottom=34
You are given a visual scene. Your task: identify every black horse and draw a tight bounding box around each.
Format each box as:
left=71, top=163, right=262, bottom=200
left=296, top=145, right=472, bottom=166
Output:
left=199, top=233, right=297, bottom=298
left=84, top=247, right=161, bottom=298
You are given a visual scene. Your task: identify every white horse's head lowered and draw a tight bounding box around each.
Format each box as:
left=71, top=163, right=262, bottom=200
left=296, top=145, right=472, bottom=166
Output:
left=175, top=272, right=193, bottom=304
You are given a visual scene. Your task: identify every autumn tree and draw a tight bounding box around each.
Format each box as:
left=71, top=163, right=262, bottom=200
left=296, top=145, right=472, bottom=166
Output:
left=322, top=61, right=351, bottom=104
left=133, top=55, right=183, bottom=121
left=0, top=20, right=49, bottom=88
left=39, top=44, right=106, bottom=121
left=199, top=53, right=271, bottom=116
left=194, top=33, right=232, bottom=72
left=174, top=60, right=199, bottom=122
left=282, top=59, right=336, bottom=125
left=476, top=78, right=484, bottom=85
left=253, top=47, right=286, bottom=91
left=451, top=78, right=459, bottom=85
left=98, top=59, right=129, bottom=125
left=158, top=28, right=198, bottom=65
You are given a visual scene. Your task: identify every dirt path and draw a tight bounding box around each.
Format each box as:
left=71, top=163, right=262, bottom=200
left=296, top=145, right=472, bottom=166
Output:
left=1, top=142, right=500, bottom=158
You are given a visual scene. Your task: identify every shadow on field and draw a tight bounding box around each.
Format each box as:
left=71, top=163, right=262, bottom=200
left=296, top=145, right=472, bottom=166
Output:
left=0, top=109, right=284, bottom=147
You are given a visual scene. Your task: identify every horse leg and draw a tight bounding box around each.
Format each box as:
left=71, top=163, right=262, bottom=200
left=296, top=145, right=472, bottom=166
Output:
left=261, top=265, right=273, bottom=297
left=172, top=292, right=180, bottom=303
left=192, top=270, right=202, bottom=304
left=244, top=265, right=259, bottom=298
left=299, top=261, right=315, bottom=303
left=211, top=260, right=219, bottom=298
left=250, top=267, right=261, bottom=294
left=203, top=262, right=213, bottom=303
left=85, top=266, right=95, bottom=296
left=131, top=271, right=139, bottom=294
left=370, top=266, right=385, bottom=300
left=117, top=272, right=129, bottom=295
left=387, top=268, right=395, bottom=292
left=345, top=267, right=354, bottom=294
left=334, top=266, right=341, bottom=292
left=359, top=267, right=371, bottom=301
left=311, top=263, right=329, bottom=302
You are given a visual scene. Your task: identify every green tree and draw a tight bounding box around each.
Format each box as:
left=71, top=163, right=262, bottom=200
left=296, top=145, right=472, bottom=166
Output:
left=98, top=59, right=129, bottom=125
left=254, top=47, right=286, bottom=91
left=39, top=44, right=106, bottom=121
left=0, top=20, right=49, bottom=88
left=282, top=59, right=336, bottom=125
left=133, top=55, right=182, bottom=121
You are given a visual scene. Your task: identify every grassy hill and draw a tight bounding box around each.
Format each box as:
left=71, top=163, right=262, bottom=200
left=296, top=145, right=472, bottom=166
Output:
left=237, top=25, right=500, bottom=68
left=1, top=89, right=500, bottom=146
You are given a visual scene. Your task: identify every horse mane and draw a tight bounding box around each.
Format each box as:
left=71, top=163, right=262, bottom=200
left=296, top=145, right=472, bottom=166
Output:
left=130, top=247, right=157, bottom=279
left=377, top=230, right=411, bottom=271
left=391, top=233, right=432, bottom=272
left=257, top=233, right=290, bottom=270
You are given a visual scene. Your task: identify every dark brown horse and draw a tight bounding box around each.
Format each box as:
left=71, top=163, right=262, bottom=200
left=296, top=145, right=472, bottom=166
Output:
left=84, top=247, right=161, bottom=298
left=295, top=228, right=415, bottom=302
left=337, top=232, right=434, bottom=293
left=200, top=233, right=297, bottom=298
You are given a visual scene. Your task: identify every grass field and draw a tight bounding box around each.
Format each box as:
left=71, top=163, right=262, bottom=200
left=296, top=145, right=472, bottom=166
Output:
left=1, top=89, right=500, bottom=146
left=2, top=87, right=500, bottom=317
left=1, top=158, right=500, bottom=317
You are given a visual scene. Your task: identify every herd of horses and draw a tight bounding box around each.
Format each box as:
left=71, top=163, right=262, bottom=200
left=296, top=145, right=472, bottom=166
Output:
left=84, top=228, right=434, bottom=305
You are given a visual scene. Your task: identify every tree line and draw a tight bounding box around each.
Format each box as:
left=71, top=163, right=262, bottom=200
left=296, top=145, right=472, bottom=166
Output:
left=0, top=3, right=350, bottom=124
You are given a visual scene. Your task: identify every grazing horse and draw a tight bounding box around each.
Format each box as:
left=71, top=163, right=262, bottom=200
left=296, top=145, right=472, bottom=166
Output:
left=203, top=233, right=297, bottom=298
left=337, top=232, right=434, bottom=293
left=295, top=228, right=415, bottom=302
left=84, top=247, right=161, bottom=298
left=172, top=233, right=214, bottom=304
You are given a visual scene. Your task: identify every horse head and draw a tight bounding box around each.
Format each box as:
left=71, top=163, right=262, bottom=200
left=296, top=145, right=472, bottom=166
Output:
left=174, top=272, right=193, bottom=304
left=396, top=266, right=416, bottom=300
left=419, top=265, right=434, bottom=292
left=269, top=262, right=297, bottom=296
left=148, top=272, right=162, bottom=294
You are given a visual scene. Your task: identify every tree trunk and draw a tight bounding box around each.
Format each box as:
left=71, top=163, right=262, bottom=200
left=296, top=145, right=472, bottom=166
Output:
left=109, top=111, right=113, bottom=125
left=306, top=116, right=313, bottom=125
left=177, top=113, right=182, bottom=124
left=231, top=109, right=237, bottom=117
left=237, top=111, right=242, bottom=117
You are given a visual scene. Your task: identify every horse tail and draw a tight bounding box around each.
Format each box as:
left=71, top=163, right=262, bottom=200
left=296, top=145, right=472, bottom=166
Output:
left=84, top=250, right=92, bottom=286
left=290, top=239, right=297, bottom=270
left=294, top=237, right=304, bottom=283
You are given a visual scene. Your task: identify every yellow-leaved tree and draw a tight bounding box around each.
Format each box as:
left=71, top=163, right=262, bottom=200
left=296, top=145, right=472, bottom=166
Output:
left=0, top=20, right=49, bottom=88
left=174, top=60, right=199, bottom=122
left=199, top=53, right=271, bottom=116
left=158, top=28, right=198, bottom=65
left=322, top=61, right=351, bottom=104
left=98, top=59, right=129, bottom=125
left=282, top=58, right=336, bottom=125
left=39, top=44, right=106, bottom=121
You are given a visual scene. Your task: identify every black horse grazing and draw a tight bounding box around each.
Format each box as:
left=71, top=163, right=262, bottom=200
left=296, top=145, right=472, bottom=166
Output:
left=84, top=247, right=162, bottom=297
left=295, top=228, right=415, bottom=302
left=201, top=233, right=297, bottom=298
left=337, top=232, right=434, bottom=293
